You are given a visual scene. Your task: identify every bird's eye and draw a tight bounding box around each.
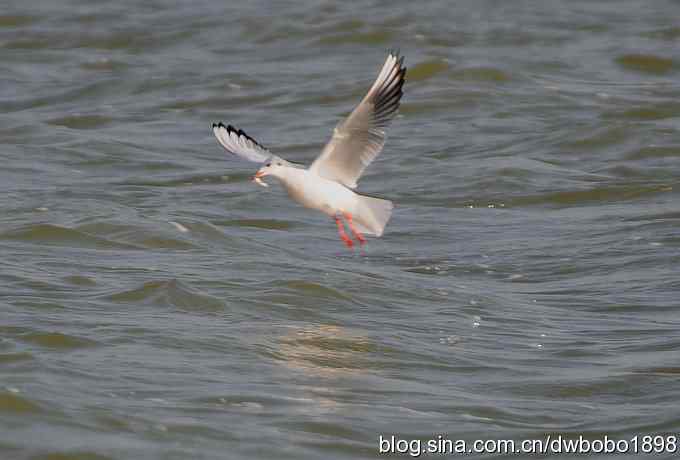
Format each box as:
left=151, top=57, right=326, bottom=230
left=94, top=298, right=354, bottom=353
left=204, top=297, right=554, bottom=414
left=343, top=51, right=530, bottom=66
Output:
left=277, top=162, right=282, bottom=166
left=266, top=162, right=271, bottom=167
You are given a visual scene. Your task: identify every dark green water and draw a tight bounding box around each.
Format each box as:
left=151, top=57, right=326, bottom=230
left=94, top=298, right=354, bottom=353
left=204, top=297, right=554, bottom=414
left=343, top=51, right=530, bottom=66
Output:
left=1, top=0, right=680, bottom=459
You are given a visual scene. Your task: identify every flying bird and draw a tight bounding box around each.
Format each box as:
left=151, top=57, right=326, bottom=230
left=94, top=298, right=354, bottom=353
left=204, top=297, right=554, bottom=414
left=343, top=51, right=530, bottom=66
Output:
left=212, top=51, right=406, bottom=248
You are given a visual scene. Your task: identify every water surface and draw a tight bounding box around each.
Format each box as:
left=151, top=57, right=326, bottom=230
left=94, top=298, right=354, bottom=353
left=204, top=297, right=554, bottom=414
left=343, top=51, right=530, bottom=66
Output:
left=1, top=0, right=680, bottom=459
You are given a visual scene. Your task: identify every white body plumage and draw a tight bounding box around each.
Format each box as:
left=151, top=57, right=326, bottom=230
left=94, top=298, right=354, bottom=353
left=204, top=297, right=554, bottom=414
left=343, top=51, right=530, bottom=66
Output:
left=267, top=165, right=393, bottom=237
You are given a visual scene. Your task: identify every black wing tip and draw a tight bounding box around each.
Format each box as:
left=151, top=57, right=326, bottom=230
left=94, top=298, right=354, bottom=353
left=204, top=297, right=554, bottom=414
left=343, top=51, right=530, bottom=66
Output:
left=387, top=49, right=406, bottom=68
left=212, top=122, right=245, bottom=136
left=215, top=123, right=268, bottom=150
left=385, top=50, right=407, bottom=82
left=372, top=51, right=407, bottom=124
left=379, top=57, right=406, bottom=98
left=212, top=122, right=240, bottom=132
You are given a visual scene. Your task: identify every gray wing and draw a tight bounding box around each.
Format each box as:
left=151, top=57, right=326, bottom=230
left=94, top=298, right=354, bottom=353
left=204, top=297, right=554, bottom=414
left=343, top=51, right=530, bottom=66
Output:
left=309, top=51, right=406, bottom=189
left=212, top=122, right=273, bottom=163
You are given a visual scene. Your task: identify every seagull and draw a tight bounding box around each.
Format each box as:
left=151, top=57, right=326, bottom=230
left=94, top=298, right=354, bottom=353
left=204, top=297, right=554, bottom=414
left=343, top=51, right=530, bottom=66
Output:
left=212, top=51, right=406, bottom=248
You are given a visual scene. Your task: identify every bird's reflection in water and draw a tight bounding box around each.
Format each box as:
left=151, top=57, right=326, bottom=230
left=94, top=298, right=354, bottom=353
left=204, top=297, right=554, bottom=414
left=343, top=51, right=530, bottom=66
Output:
left=273, top=324, right=379, bottom=414
left=277, top=324, right=377, bottom=377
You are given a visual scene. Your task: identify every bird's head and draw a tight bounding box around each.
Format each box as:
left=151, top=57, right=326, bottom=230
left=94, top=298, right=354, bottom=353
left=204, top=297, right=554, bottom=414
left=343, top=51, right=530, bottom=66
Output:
left=252, top=157, right=286, bottom=186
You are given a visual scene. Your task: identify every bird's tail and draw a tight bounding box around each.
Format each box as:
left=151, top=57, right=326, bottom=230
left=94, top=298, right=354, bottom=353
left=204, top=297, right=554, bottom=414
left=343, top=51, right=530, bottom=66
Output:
left=353, top=194, right=393, bottom=237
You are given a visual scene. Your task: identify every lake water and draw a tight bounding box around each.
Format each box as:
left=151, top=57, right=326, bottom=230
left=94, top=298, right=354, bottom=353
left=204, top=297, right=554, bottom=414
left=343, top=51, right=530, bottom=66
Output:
left=1, top=0, right=680, bottom=459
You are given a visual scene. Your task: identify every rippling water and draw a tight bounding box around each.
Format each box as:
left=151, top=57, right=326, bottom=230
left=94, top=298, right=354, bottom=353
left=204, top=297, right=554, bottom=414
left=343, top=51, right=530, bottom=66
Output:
left=2, top=0, right=680, bottom=459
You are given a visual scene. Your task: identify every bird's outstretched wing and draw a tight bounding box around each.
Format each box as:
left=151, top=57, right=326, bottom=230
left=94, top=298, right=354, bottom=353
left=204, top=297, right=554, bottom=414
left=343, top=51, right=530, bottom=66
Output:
left=212, top=122, right=273, bottom=163
left=309, top=51, right=406, bottom=189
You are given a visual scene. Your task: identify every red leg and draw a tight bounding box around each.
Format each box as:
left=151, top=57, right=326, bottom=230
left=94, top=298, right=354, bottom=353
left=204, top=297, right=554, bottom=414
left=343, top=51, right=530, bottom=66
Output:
left=334, top=215, right=354, bottom=248
left=343, top=212, right=366, bottom=246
